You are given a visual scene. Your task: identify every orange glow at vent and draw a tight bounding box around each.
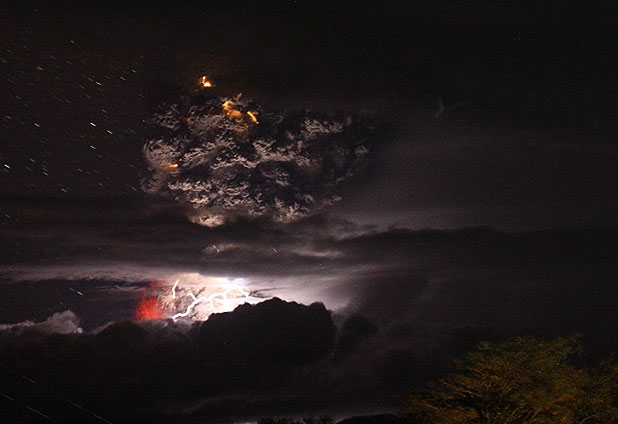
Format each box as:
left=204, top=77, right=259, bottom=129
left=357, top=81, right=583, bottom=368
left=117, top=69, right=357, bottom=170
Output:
left=136, top=297, right=163, bottom=320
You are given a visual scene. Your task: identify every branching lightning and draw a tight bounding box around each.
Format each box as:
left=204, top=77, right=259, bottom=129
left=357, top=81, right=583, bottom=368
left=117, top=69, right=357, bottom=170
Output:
left=171, top=285, right=250, bottom=319
left=159, top=275, right=258, bottom=321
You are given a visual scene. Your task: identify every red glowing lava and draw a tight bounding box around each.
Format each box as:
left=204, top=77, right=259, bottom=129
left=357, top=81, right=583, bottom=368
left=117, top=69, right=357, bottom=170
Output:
left=135, top=297, right=163, bottom=320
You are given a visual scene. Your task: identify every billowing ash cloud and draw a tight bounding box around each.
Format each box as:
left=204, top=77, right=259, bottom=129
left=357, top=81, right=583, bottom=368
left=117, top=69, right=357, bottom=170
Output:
left=142, top=91, right=371, bottom=225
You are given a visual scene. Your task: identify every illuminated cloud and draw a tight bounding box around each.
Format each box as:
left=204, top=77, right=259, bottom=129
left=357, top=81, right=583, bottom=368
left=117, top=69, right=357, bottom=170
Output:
left=142, top=87, right=372, bottom=225
left=0, top=310, right=82, bottom=334
left=156, top=275, right=265, bottom=321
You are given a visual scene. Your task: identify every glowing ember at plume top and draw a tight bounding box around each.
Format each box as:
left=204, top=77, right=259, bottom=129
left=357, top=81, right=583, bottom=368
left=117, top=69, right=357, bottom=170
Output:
left=199, top=75, right=212, bottom=88
left=222, top=98, right=244, bottom=121
left=246, top=110, right=259, bottom=124
left=142, top=73, right=372, bottom=226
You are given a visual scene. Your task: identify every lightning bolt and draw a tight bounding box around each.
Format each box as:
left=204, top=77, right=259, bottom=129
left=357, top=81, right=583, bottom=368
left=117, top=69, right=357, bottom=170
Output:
left=171, top=280, right=179, bottom=299
left=170, top=280, right=250, bottom=320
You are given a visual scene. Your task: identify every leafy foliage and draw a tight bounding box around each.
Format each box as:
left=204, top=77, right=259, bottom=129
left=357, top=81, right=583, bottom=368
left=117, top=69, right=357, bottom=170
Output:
left=408, top=335, right=618, bottom=423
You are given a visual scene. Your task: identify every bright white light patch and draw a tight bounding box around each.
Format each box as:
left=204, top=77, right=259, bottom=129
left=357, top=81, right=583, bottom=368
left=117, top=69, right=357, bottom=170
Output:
left=159, top=273, right=263, bottom=320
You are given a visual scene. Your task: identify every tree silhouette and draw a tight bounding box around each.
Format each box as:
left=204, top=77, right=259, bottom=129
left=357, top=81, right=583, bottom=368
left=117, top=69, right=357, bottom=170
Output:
left=408, top=335, right=618, bottom=423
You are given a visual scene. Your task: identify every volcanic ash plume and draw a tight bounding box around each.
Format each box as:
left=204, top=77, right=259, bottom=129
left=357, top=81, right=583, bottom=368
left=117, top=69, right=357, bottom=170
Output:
left=142, top=85, right=371, bottom=226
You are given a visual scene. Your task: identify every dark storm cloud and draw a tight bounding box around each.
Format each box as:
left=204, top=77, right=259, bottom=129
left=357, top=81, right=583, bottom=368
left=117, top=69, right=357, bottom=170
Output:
left=3, top=1, right=617, bottom=422
left=142, top=91, right=373, bottom=226
left=330, top=118, right=618, bottom=230
left=3, top=199, right=618, bottom=330
left=3, top=199, right=618, bottom=419
left=0, top=298, right=335, bottom=422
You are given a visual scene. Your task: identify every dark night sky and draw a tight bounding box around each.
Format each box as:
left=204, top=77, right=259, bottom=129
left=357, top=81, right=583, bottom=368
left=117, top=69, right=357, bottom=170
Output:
left=2, top=2, right=617, bottom=228
left=1, top=2, right=618, bottom=423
